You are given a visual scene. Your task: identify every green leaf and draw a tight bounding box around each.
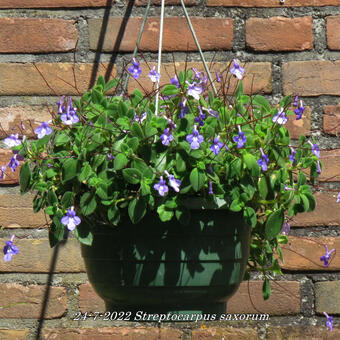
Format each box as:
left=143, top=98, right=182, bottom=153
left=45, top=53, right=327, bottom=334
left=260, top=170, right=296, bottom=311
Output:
left=114, top=153, right=129, bottom=170
left=47, top=190, right=58, bottom=205
left=262, top=278, right=271, bottom=300
left=189, top=168, right=206, bottom=192
left=258, top=176, right=268, bottom=199
left=162, top=84, right=179, bottom=96
left=122, top=168, right=142, bottom=184
left=304, top=193, right=316, bottom=212
left=297, top=171, right=306, bottom=186
left=20, top=162, right=31, bottom=194
left=175, top=205, right=191, bottom=225
left=243, top=206, right=257, bottom=227
left=45, top=206, right=54, bottom=215
left=128, top=198, right=146, bottom=224
left=243, top=153, right=260, bottom=177
left=108, top=205, right=120, bottom=225
left=49, top=221, right=65, bottom=248
left=131, top=158, right=154, bottom=179
left=55, top=133, right=70, bottom=146
left=253, top=95, right=271, bottom=112
left=130, top=122, right=144, bottom=139
left=61, top=191, right=73, bottom=209
left=78, top=163, right=93, bottom=182
left=230, top=199, right=243, bottom=212
left=45, top=169, right=57, bottom=179
left=74, top=221, right=93, bottom=246
left=80, top=192, right=97, bottom=216
left=118, top=100, right=129, bottom=116
left=62, top=158, right=79, bottom=182
left=265, top=209, right=284, bottom=240
left=176, top=151, right=187, bottom=172
left=235, top=81, right=244, bottom=99
left=157, top=204, right=174, bottom=222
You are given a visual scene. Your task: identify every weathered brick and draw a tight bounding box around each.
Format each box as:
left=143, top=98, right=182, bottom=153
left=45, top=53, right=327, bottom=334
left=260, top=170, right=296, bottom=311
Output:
left=41, top=327, right=182, bottom=340
left=0, top=0, right=111, bottom=8
left=0, top=106, right=52, bottom=139
left=282, top=61, right=340, bottom=96
left=88, top=17, right=233, bottom=52
left=0, top=63, right=116, bottom=96
left=267, top=326, right=340, bottom=340
left=292, top=192, right=340, bottom=227
left=319, top=149, right=340, bottom=182
left=286, top=106, right=311, bottom=139
left=79, top=283, right=105, bottom=313
left=280, top=236, right=340, bottom=271
left=128, top=62, right=272, bottom=95
left=228, top=281, right=300, bottom=315
left=246, top=17, right=313, bottom=51
left=323, top=105, right=340, bottom=136
left=315, top=281, right=340, bottom=314
left=207, top=0, right=340, bottom=6
left=0, top=329, right=29, bottom=340
left=0, top=194, right=46, bottom=228
left=327, top=16, right=340, bottom=50
left=0, top=239, right=85, bottom=273
left=0, top=18, right=77, bottom=53
left=191, top=328, right=260, bottom=340
left=0, top=283, right=66, bottom=319
left=0, top=149, right=20, bottom=184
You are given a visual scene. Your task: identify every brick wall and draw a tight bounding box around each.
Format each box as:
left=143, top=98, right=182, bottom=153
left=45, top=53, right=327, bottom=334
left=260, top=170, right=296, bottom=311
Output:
left=0, top=1, right=340, bottom=339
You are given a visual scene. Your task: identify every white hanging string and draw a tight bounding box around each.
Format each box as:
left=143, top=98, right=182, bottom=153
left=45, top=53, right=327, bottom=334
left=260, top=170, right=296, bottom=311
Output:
left=154, top=0, right=166, bottom=116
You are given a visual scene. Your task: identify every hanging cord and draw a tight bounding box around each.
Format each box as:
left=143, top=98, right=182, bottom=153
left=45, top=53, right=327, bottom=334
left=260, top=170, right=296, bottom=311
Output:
left=154, top=0, right=166, bottom=116
left=123, top=0, right=152, bottom=93
left=180, top=0, right=217, bottom=96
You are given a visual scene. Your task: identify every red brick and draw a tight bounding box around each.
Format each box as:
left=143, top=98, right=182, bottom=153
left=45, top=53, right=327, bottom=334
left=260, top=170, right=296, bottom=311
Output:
left=0, top=149, right=20, bottom=184
left=280, top=236, right=340, bottom=271
left=315, top=281, right=340, bottom=314
left=207, top=0, right=340, bottom=6
left=0, top=194, right=46, bottom=228
left=0, top=0, right=111, bottom=8
left=323, top=105, right=340, bottom=136
left=79, top=283, right=105, bottom=313
left=282, top=61, right=340, bottom=96
left=128, top=61, right=272, bottom=95
left=0, top=106, right=52, bottom=139
left=0, top=329, right=29, bottom=340
left=228, top=281, right=300, bottom=315
left=41, top=327, right=182, bottom=340
left=286, top=106, right=311, bottom=139
left=0, top=63, right=116, bottom=96
left=192, top=328, right=260, bottom=340
left=246, top=17, right=313, bottom=52
left=0, top=18, right=77, bottom=53
left=88, top=17, right=233, bottom=52
left=319, top=149, right=340, bottom=182
left=0, top=238, right=85, bottom=273
left=0, top=283, right=66, bottom=319
left=327, top=16, right=340, bottom=50
left=292, top=192, right=340, bottom=227
left=267, top=326, right=340, bottom=340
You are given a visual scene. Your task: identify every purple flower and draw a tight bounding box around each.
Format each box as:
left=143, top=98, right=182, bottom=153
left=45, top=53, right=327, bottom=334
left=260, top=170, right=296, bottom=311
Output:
left=186, top=81, right=203, bottom=101
left=202, top=107, right=219, bottom=119
left=34, top=121, right=53, bottom=139
left=308, top=141, right=320, bottom=158
left=56, top=96, right=65, bottom=114
left=210, top=135, right=224, bottom=155
left=292, top=94, right=299, bottom=107
left=336, top=192, right=340, bottom=203
left=60, top=98, right=79, bottom=125
left=0, top=165, right=6, bottom=181
left=317, top=160, right=322, bottom=174
left=289, top=146, right=296, bottom=163
left=280, top=218, right=290, bottom=235
left=272, top=108, right=288, bottom=125
left=257, top=147, right=269, bottom=171
left=320, top=245, right=335, bottom=267
left=215, top=71, right=222, bottom=83
left=165, top=170, right=181, bottom=192
left=284, top=184, right=293, bottom=191
left=208, top=181, right=213, bottom=195
left=148, top=66, right=161, bottom=83
left=153, top=176, right=169, bottom=196
left=179, top=101, right=189, bottom=118
left=128, top=58, right=142, bottom=79
left=230, top=59, right=245, bottom=80
left=160, top=128, right=174, bottom=146
left=171, top=75, right=180, bottom=88
left=194, top=107, right=206, bottom=126
left=106, top=153, right=115, bottom=161
left=61, top=206, right=81, bottom=231
left=233, top=125, right=247, bottom=149
left=8, top=154, right=20, bottom=172
left=323, top=312, right=333, bottom=331
left=4, top=134, right=22, bottom=148
left=3, top=235, right=19, bottom=262
left=186, top=125, right=204, bottom=150
left=133, top=112, right=147, bottom=123
left=294, top=100, right=305, bottom=120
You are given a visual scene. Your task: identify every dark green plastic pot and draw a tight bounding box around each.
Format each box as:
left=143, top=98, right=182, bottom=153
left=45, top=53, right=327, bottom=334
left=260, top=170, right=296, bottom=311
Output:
left=81, top=206, right=250, bottom=318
